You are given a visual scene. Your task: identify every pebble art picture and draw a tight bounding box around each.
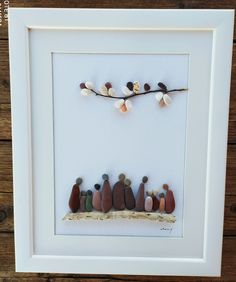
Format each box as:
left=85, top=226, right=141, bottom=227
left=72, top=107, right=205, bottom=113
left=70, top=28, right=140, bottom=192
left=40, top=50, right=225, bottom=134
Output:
left=80, top=81, right=187, bottom=112
left=64, top=174, right=176, bottom=223
left=63, top=79, right=187, bottom=223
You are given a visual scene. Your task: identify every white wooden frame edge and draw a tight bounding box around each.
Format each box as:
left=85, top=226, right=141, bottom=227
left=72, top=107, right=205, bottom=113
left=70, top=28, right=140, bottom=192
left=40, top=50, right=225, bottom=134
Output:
left=9, top=8, right=234, bottom=276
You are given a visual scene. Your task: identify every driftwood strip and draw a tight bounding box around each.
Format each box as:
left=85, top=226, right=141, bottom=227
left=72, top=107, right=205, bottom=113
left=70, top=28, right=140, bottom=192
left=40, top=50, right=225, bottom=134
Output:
left=63, top=210, right=176, bottom=223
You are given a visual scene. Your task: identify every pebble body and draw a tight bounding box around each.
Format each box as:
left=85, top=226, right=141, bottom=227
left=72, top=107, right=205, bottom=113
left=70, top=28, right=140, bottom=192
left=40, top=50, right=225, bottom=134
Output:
left=100, top=85, right=108, bottom=96
left=158, top=82, right=167, bottom=91
left=113, top=174, right=126, bottom=210
left=163, top=184, right=175, bottom=214
left=122, top=86, right=133, bottom=96
left=92, top=184, right=102, bottom=211
left=126, top=82, right=133, bottom=91
left=101, top=174, right=113, bottom=213
left=85, top=190, right=93, bottom=212
left=133, top=81, right=140, bottom=94
left=159, top=193, right=165, bottom=213
left=85, top=81, right=94, bottom=90
left=163, top=94, right=172, bottom=106
left=145, top=195, right=153, bottom=212
left=124, top=179, right=135, bottom=210
left=144, top=83, right=151, bottom=91
left=135, top=176, right=148, bottom=212
left=152, top=193, right=160, bottom=211
left=68, top=178, right=82, bottom=213
left=80, top=191, right=86, bottom=212
left=108, top=88, right=116, bottom=96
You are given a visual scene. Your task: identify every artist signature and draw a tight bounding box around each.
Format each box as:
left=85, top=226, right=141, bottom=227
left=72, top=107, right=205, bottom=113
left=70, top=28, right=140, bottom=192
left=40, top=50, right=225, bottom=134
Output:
left=160, top=227, right=173, bottom=234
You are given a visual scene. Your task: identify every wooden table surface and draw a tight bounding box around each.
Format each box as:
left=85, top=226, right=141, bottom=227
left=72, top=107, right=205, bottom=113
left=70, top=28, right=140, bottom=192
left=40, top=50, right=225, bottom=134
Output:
left=0, top=1, right=236, bottom=281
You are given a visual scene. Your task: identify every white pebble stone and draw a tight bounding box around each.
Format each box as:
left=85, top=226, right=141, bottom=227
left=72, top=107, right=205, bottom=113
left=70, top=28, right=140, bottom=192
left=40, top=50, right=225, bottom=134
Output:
left=125, top=99, right=132, bottom=111
left=85, top=81, right=94, bottom=90
left=163, top=94, right=172, bottom=105
left=122, top=86, right=133, bottom=96
left=114, top=99, right=124, bottom=109
left=81, top=89, right=92, bottom=96
left=155, top=92, right=164, bottom=102
left=100, top=85, right=108, bottom=96
left=108, top=88, right=116, bottom=96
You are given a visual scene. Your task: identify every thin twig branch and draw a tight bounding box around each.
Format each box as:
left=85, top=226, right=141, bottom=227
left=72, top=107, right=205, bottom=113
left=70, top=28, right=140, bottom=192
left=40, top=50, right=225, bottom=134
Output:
left=91, top=88, right=188, bottom=100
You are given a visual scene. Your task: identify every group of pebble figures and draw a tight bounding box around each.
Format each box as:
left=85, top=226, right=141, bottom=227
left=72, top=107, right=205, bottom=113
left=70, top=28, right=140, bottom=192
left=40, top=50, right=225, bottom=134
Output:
left=68, top=174, right=175, bottom=214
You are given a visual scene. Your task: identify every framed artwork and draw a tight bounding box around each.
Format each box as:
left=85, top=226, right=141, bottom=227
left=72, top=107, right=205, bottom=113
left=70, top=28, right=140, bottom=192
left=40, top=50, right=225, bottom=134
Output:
left=9, top=8, right=234, bottom=276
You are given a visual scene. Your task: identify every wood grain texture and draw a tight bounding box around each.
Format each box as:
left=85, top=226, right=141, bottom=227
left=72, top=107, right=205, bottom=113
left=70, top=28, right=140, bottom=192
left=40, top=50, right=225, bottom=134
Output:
left=1, top=0, right=236, bottom=39
left=0, top=109, right=235, bottom=142
left=0, top=104, right=11, bottom=140
left=229, top=45, right=236, bottom=123
left=0, top=233, right=236, bottom=281
left=0, top=193, right=13, bottom=232
left=226, top=145, right=236, bottom=195
left=1, top=192, right=235, bottom=235
left=1, top=38, right=236, bottom=119
left=0, top=141, right=12, bottom=193
left=0, top=40, right=10, bottom=104
left=0, top=0, right=181, bottom=39
left=0, top=1, right=236, bottom=281
left=1, top=141, right=236, bottom=194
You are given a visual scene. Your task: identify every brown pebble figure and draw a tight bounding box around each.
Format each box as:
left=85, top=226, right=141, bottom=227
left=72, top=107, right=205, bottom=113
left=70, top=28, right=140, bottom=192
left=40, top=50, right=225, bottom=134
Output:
left=135, top=176, right=148, bottom=212
left=152, top=190, right=160, bottom=211
left=101, top=174, right=112, bottom=213
left=92, top=184, right=102, bottom=211
left=145, top=191, right=153, bottom=212
left=159, top=193, right=165, bottom=213
left=163, top=184, right=175, bottom=214
left=69, top=177, right=82, bottom=213
left=80, top=191, right=86, bottom=212
left=113, top=173, right=126, bottom=210
left=124, top=179, right=135, bottom=210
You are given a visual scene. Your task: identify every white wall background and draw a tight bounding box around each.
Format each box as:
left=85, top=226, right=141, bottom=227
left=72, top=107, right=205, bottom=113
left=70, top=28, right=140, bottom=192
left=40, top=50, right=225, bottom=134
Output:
left=53, top=53, right=188, bottom=237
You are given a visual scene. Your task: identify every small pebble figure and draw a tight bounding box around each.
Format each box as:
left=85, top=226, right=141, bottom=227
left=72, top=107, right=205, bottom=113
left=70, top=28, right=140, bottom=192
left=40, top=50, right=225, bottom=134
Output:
left=145, top=191, right=153, bottom=212
left=92, top=184, right=102, bottom=211
left=163, top=184, right=175, bottom=214
left=124, top=178, right=135, bottom=210
left=113, top=173, right=126, bottom=210
left=80, top=191, right=86, bottom=212
left=133, top=81, right=140, bottom=94
left=69, top=177, right=82, bottom=213
left=85, top=190, right=93, bottom=212
left=101, top=174, right=112, bottom=213
left=135, top=176, right=148, bottom=212
left=159, top=193, right=165, bottom=213
left=152, top=191, right=160, bottom=211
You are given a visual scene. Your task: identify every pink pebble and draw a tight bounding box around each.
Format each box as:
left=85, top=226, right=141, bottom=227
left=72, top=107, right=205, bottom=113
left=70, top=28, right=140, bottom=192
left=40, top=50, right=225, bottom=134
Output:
left=92, top=190, right=102, bottom=211
left=145, top=196, right=153, bottom=212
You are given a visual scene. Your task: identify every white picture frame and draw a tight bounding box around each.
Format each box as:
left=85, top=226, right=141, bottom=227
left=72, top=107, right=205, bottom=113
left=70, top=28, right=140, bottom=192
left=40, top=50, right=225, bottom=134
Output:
left=9, top=8, right=234, bottom=276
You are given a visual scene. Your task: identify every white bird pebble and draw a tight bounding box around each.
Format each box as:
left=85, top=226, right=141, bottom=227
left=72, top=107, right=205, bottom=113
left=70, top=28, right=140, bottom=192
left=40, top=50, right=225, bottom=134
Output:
left=100, top=85, right=108, bottom=96
left=81, top=89, right=92, bottom=96
left=163, top=94, right=172, bottom=105
left=155, top=92, right=164, bottom=102
left=85, top=81, right=94, bottom=90
left=108, top=88, right=116, bottom=96
left=125, top=99, right=132, bottom=111
left=114, top=99, right=125, bottom=109
left=122, top=86, right=133, bottom=96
